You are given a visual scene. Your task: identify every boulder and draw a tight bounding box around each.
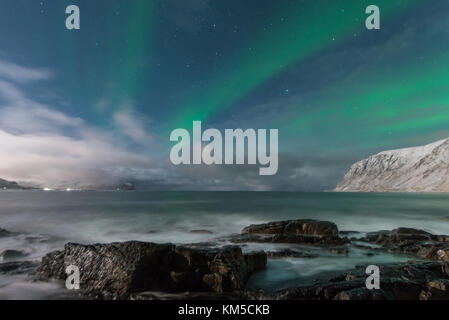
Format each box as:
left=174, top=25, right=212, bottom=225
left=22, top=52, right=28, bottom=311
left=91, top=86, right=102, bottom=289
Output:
left=266, top=249, right=317, bottom=259
left=0, top=228, right=12, bottom=238
left=362, top=228, right=449, bottom=262
left=242, top=219, right=338, bottom=236
left=0, top=249, right=28, bottom=261
left=240, top=219, right=345, bottom=245
left=420, top=279, right=449, bottom=300
left=334, top=288, right=387, bottom=300
left=244, top=251, right=268, bottom=274
left=365, top=228, right=435, bottom=244
left=247, top=261, right=449, bottom=300
left=37, top=241, right=267, bottom=299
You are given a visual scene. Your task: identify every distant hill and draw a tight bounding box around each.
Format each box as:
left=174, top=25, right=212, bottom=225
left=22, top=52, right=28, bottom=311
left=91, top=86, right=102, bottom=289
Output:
left=335, top=138, right=449, bottom=192
left=0, top=178, right=29, bottom=190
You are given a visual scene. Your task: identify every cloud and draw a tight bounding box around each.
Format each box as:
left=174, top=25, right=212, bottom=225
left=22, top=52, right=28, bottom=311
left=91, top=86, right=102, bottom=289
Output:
left=0, top=81, right=83, bottom=136
left=0, top=130, right=152, bottom=188
left=113, top=108, right=155, bottom=148
left=152, top=153, right=356, bottom=191
left=0, top=61, right=52, bottom=83
left=0, top=59, right=354, bottom=191
left=0, top=61, right=159, bottom=188
left=0, top=71, right=352, bottom=190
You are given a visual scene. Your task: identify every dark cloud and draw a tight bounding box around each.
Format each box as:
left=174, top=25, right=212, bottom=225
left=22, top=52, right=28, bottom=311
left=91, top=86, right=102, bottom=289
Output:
left=135, top=153, right=358, bottom=191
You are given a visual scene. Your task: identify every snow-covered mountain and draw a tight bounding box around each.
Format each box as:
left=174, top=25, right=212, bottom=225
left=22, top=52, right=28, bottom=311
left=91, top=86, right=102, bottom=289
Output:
left=335, top=138, right=449, bottom=192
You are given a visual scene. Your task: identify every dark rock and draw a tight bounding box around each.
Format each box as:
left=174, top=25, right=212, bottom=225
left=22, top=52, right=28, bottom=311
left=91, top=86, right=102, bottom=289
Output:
left=242, top=219, right=338, bottom=236
left=37, top=241, right=267, bottom=299
left=334, top=288, right=387, bottom=300
left=272, top=234, right=347, bottom=245
left=229, top=233, right=275, bottom=244
left=130, top=291, right=239, bottom=300
left=420, top=279, right=449, bottom=300
left=365, top=228, right=434, bottom=244
left=267, top=249, right=317, bottom=259
left=0, top=228, right=12, bottom=238
left=361, top=228, right=449, bottom=262
left=339, top=231, right=362, bottom=235
left=0, top=249, right=28, bottom=261
left=242, top=221, right=286, bottom=234
left=244, top=251, right=268, bottom=274
left=437, top=235, right=449, bottom=242
left=239, top=219, right=346, bottom=245
left=329, top=247, right=349, bottom=255
left=246, top=261, right=449, bottom=300
left=189, top=230, right=213, bottom=235
left=0, top=260, right=39, bottom=275
left=37, top=250, right=66, bottom=280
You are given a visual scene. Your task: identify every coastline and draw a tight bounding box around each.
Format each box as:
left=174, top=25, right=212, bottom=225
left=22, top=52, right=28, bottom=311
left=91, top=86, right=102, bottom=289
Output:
left=1, top=218, right=448, bottom=300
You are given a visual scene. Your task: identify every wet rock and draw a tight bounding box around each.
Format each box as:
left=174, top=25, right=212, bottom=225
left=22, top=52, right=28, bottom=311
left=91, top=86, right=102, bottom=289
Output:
left=365, top=228, right=435, bottom=244
left=361, top=228, right=449, bottom=262
left=242, top=221, right=286, bottom=235
left=437, top=235, right=449, bottom=242
left=334, top=288, right=387, bottom=300
left=266, top=249, right=317, bottom=259
left=272, top=234, right=347, bottom=245
left=0, top=249, right=28, bottom=261
left=0, top=260, right=39, bottom=275
left=0, top=228, right=12, bottom=238
left=329, top=247, right=349, bottom=255
left=172, top=245, right=256, bottom=293
left=37, top=250, right=66, bottom=280
left=244, top=251, right=268, bottom=273
left=22, top=234, right=58, bottom=244
left=130, top=291, right=239, bottom=300
left=37, top=241, right=267, bottom=299
left=246, top=261, right=449, bottom=300
left=420, top=279, right=449, bottom=300
left=239, top=219, right=347, bottom=245
left=242, top=219, right=338, bottom=236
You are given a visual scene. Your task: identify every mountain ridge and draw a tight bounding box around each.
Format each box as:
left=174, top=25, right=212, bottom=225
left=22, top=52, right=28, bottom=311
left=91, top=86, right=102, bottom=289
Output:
left=335, top=138, right=449, bottom=192
left=0, top=178, right=30, bottom=190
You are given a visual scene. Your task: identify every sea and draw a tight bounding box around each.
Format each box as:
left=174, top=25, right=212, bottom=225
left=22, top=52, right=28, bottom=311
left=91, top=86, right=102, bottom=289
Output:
left=0, top=191, right=448, bottom=299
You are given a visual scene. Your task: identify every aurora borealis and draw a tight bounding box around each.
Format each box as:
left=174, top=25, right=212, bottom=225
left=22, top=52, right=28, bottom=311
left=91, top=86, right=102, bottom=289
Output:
left=0, top=0, right=448, bottom=190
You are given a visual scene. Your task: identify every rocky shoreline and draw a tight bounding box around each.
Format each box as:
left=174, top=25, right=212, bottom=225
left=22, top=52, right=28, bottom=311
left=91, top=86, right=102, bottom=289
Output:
left=1, top=219, right=449, bottom=300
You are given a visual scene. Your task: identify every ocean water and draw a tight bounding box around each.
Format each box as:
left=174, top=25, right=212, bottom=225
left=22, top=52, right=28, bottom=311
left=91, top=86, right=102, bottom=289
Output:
left=0, top=191, right=448, bottom=299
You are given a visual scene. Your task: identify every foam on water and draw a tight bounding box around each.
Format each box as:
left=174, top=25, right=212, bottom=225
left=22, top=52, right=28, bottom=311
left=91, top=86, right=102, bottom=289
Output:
left=0, top=191, right=448, bottom=299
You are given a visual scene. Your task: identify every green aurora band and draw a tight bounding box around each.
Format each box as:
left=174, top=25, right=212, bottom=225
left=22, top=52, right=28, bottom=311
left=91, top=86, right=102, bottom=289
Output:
left=170, top=0, right=423, bottom=131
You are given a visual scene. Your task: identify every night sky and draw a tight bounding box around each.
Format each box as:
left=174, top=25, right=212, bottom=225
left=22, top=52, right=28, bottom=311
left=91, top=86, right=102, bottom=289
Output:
left=0, top=0, right=448, bottom=190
